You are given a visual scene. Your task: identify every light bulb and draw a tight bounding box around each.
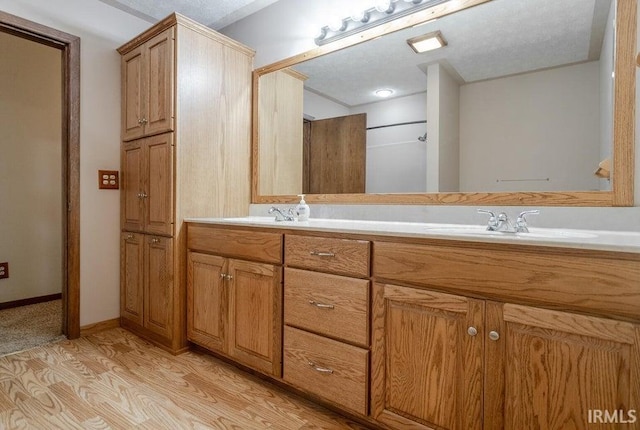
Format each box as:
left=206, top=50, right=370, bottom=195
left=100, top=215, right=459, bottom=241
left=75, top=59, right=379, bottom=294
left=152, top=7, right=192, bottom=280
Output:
left=375, top=0, right=394, bottom=13
left=328, top=16, right=346, bottom=32
left=350, top=8, right=369, bottom=23
left=375, top=88, right=394, bottom=98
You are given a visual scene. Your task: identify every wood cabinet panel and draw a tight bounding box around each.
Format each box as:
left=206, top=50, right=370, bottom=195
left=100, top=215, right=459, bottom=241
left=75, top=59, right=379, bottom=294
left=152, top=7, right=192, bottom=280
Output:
left=188, top=225, right=282, bottom=263
left=371, top=282, right=484, bottom=430
left=485, top=302, right=640, bottom=430
left=187, top=252, right=227, bottom=353
left=144, top=235, right=174, bottom=339
left=121, top=140, right=144, bottom=232
left=145, top=133, right=173, bottom=236
left=145, top=28, right=174, bottom=137
left=122, top=47, right=145, bottom=141
left=120, top=232, right=144, bottom=325
left=284, top=268, right=369, bottom=346
left=283, top=326, right=369, bottom=415
left=374, top=241, right=640, bottom=321
left=285, top=235, right=370, bottom=278
left=121, top=27, right=174, bottom=141
left=228, top=259, right=282, bottom=377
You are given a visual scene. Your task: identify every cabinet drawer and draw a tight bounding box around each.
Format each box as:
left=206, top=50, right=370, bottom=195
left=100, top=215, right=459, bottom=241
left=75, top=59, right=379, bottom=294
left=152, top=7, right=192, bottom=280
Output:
left=374, top=241, right=640, bottom=321
left=188, top=225, right=282, bottom=264
left=285, top=235, right=370, bottom=277
left=283, top=326, right=369, bottom=415
left=284, top=268, right=369, bottom=347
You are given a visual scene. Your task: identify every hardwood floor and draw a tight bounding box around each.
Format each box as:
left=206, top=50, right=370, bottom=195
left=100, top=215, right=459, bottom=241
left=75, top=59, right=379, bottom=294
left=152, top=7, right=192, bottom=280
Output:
left=0, top=328, right=370, bottom=429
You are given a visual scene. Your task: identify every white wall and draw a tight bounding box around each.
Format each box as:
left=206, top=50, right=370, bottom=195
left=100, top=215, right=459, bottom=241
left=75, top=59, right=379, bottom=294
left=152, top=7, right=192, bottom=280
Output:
left=0, top=33, right=61, bottom=303
left=460, top=61, right=601, bottom=192
left=303, top=89, right=349, bottom=119
left=0, top=0, right=150, bottom=325
left=231, top=0, right=640, bottom=231
left=354, top=94, right=428, bottom=193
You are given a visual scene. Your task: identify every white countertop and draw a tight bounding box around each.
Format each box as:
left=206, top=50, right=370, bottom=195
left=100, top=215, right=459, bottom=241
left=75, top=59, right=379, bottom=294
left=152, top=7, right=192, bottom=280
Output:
left=185, top=217, right=640, bottom=254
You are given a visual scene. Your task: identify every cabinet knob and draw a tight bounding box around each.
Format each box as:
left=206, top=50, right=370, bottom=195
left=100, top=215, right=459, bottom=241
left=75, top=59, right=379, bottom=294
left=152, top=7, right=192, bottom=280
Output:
left=467, top=326, right=478, bottom=336
left=220, top=273, right=233, bottom=281
left=150, top=238, right=160, bottom=244
left=489, top=331, right=500, bottom=341
left=140, top=117, right=148, bottom=125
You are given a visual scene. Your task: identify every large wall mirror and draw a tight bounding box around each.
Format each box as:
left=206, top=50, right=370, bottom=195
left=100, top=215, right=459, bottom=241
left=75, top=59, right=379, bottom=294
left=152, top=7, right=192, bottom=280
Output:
left=252, top=0, right=636, bottom=206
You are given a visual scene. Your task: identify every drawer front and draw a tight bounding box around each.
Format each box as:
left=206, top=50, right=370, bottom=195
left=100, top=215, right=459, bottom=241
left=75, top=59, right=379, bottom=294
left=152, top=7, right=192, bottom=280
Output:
left=283, top=326, right=369, bottom=415
left=374, top=241, right=640, bottom=322
left=188, top=225, right=282, bottom=264
left=285, top=235, right=370, bottom=277
left=284, top=268, right=369, bottom=347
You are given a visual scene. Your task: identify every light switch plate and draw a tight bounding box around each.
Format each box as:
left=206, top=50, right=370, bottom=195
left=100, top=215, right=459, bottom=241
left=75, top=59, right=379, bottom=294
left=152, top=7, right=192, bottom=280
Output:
left=98, top=170, right=119, bottom=190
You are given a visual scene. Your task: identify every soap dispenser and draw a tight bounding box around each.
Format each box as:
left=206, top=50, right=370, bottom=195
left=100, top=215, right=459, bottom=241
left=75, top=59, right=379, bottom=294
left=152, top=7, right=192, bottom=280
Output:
left=296, top=194, right=310, bottom=221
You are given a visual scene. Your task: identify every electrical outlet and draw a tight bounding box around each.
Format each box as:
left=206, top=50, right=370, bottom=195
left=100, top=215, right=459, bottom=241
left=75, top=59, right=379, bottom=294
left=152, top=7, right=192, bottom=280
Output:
left=0, top=262, right=8, bottom=279
left=98, top=170, right=119, bottom=190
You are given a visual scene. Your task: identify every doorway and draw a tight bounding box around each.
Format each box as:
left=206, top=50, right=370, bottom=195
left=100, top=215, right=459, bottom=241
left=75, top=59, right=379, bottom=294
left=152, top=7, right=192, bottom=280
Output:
left=0, top=11, right=80, bottom=339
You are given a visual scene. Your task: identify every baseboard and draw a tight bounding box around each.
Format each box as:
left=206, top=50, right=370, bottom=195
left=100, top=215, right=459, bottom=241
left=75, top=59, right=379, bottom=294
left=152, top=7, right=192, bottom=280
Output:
left=80, top=318, right=121, bottom=337
left=0, top=293, right=62, bottom=310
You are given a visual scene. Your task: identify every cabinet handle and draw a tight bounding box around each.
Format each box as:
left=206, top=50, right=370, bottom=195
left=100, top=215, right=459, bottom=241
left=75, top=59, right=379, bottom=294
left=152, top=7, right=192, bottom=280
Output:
left=309, top=300, right=335, bottom=310
left=220, top=273, right=233, bottom=281
left=467, top=326, right=478, bottom=336
left=489, top=331, right=500, bottom=341
left=141, top=192, right=148, bottom=199
left=137, top=192, right=144, bottom=198
left=308, top=361, right=334, bottom=374
left=140, top=117, right=148, bottom=125
left=226, top=274, right=233, bottom=281
left=150, top=238, right=160, bottom=244
left=125, top=234, right=134, bottom=240
left=309, top=250, right=335, bottom=257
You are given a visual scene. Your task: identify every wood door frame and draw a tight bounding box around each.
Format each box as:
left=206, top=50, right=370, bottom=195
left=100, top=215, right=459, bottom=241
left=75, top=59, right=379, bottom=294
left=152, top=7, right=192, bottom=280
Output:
left=0, top=11, right=80, bottom=339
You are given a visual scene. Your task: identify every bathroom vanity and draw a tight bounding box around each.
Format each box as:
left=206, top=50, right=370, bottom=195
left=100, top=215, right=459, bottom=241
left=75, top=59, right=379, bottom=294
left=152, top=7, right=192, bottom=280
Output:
left=185, top=217, right=640, bottom=430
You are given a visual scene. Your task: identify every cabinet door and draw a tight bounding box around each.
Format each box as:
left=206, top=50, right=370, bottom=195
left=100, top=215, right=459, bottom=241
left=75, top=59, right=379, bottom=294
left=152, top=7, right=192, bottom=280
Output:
left=144, top=27, right=174, bottom=137
left=144, top=235, right=174, bottom=339
left=371, top=283, right=484, bottom=430
left=121, top=139, right=144, bottom=232
left=187, top=252, right=227, bottom=353
left=144, top=133, right=173, bottom=236
left=485, top=302, right=640, bottom=430
left=120, top=232, right=144, bottom=325
left=228, top=259, right=282, bottom=376
left=121, top=45, right=146, bottom=141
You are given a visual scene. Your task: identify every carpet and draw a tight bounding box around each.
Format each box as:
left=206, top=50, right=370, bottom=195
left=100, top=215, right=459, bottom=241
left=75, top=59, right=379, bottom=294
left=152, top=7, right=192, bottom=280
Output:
left=0, top=299, right=67, bottom=357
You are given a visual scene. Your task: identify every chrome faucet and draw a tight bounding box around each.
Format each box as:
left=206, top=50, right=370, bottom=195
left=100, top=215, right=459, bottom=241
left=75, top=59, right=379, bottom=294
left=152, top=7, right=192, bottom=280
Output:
left=268, top=206, right=296, bottom=222
left=478, top=209, right=539, bottom=233
left=514, top=210, right=539, bottom=233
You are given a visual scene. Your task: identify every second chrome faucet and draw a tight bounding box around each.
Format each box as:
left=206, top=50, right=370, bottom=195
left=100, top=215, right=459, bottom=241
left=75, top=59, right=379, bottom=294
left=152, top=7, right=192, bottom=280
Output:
left=478, top=209, right=539, bottom=233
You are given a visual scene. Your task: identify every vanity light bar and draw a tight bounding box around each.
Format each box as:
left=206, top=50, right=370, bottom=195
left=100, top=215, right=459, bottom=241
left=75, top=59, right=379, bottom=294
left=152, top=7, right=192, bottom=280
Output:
left=315, top=0, right=449, bottom=46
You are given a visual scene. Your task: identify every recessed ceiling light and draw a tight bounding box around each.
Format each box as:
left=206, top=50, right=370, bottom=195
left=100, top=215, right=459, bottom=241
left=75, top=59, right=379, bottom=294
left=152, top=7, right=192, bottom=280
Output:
left=375, top=88, right=394, bottom=98
left=407, top=30, right=447, bottom=53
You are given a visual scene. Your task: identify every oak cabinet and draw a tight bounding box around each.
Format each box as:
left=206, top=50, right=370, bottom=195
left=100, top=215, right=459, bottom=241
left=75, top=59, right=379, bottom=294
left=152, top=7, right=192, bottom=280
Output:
left=118, top=14, right=254, bottom=353
left=186, top=225, right=283, bottom=376
left=187, top=252, right=282, bottom=376
left=485, top=302, right=640, bottom=430
left=121, top=27, right=174, bottom=141
left=371, top=283, right=484, bottom=430
left=120, top=232, right=174, bottom=340
left=121, top=132, right=174, bottom=236
left=283, top=234, right=371, bottom=415
left=373, top=240, right=640, bottom=430
left=372, top=283, right=640, bottom=430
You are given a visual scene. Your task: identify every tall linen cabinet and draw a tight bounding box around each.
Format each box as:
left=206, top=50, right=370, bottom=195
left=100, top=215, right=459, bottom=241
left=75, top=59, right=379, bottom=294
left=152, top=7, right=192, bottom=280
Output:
left=118, top=13, right=254, bottom=353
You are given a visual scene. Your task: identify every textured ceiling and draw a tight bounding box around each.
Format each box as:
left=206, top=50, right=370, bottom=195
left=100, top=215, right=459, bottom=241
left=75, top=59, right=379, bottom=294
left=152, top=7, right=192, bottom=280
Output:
left=97, top=0, right=278, bottom=29
left=294, top=0, right=613, bottom=107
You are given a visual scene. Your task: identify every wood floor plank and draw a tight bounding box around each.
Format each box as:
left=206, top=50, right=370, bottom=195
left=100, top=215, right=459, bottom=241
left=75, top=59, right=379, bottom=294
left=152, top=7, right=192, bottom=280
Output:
left=0, top=328, right=372, bottom=429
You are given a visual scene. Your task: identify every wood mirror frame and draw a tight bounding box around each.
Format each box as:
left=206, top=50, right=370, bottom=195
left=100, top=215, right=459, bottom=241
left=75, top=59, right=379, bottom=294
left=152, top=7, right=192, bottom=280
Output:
left=252, top=0, right=636, bottom=206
